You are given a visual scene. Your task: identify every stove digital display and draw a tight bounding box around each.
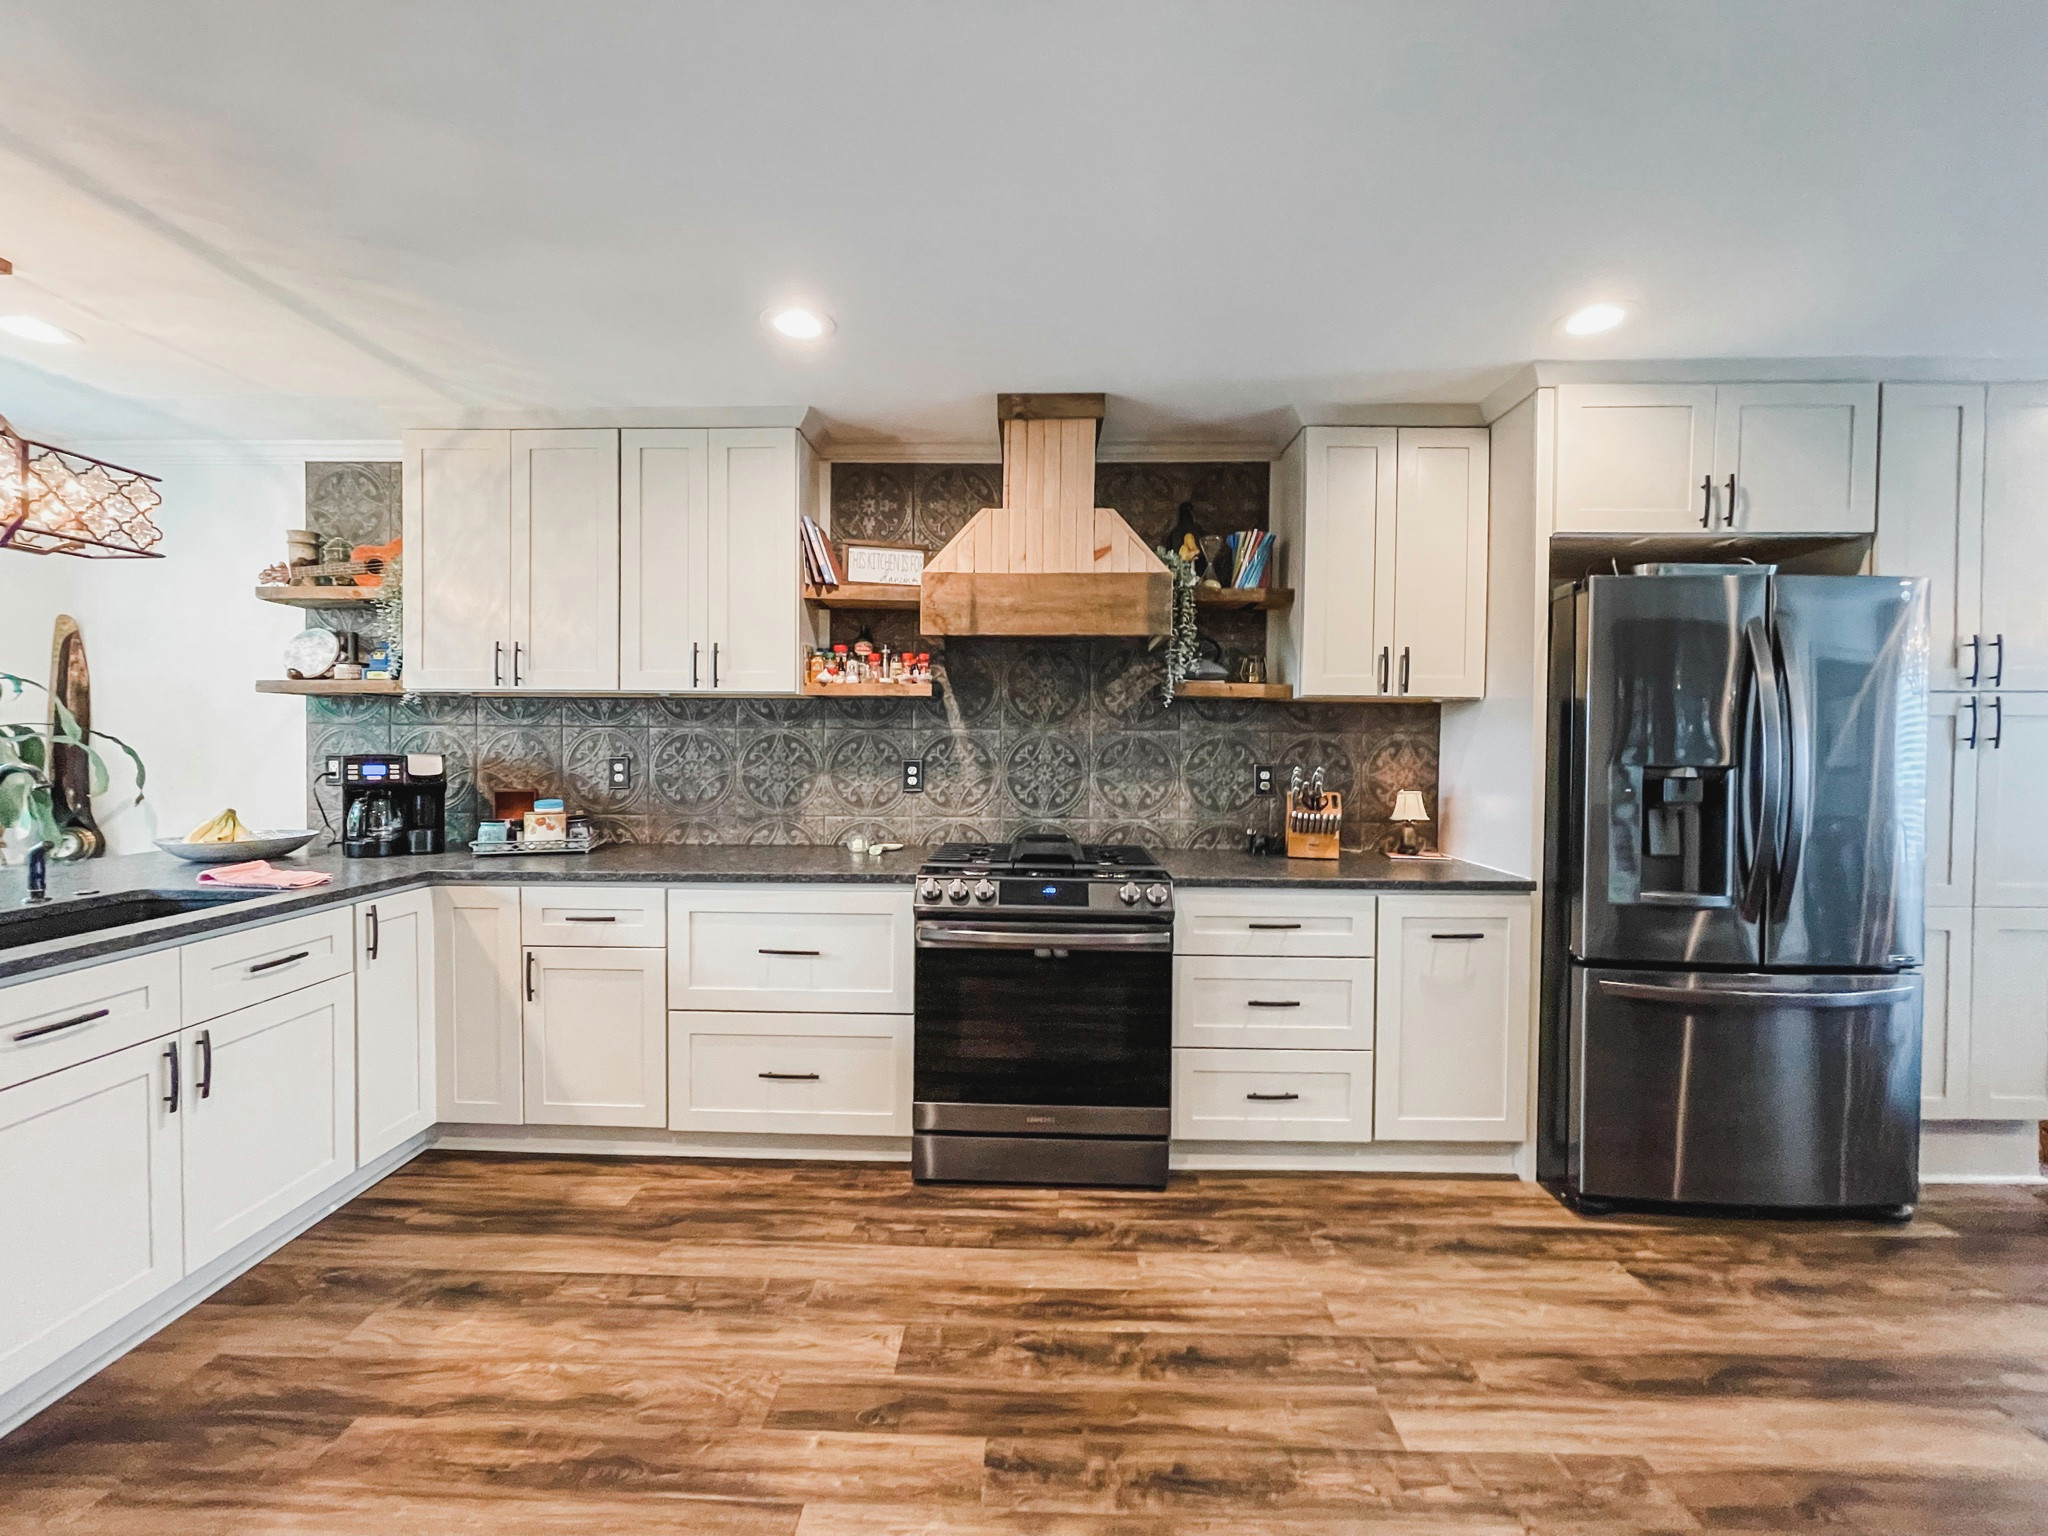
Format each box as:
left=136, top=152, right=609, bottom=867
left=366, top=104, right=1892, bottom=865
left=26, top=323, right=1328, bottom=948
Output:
left=1000, top=879, right=1089, bottom=907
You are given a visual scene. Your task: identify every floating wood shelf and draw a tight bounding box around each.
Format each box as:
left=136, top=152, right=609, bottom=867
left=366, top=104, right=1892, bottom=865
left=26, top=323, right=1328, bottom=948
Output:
left=1175, top=680, right=1294, bottom=700
left=255, top=584, right=383, bottom=609
left=802, top=583, right=923, bottom=611
left=255, top=678, right=404, bottom=696
left=1195, top=587, right=1293, bottom=610
left=801, top=681, right=933, bottom=698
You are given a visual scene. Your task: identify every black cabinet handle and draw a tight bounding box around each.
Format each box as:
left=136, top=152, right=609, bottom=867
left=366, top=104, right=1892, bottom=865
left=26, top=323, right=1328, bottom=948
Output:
left=564, top=915, right=618, bottom=923
left=1432, top=932, right=1486, bottom=941
left=494, top=641, right=504, bottom=687
left=11, top=1007, right=110, bottom=1043
left=1377, top=647, right=1390, bottom=692
left=1399, top=647, right=1411, bottom=694
left=1723, top=474, right=1737, bottom=527
left=163, top=1040, right=180, bottom=1112
left=758, top=1071, right=821, bottom=1081
left=691, top=642, right=700, bottom=688
left=1962, top=698, right=1979, bottom=750
left=365, top=905, right=380, bottom=961
left=1248, top=922, right=1301, bottom=931
left=512, top=642, right=524, bottom=686
left=525, top=951, right=537, bottom=1002
left=248, top=950, right=311, bottom=975
left=1699, top=475, right=1713, bottom=528
left=1963, top=634, right=1982, bottom=686
left=1990, top=633, right=2006, bottom=687
left=712, top=642, right=721, bottom=688
left=1991, top=695, right=2004, bottom=749
left=759, top=947, right=821, bottom=957
left=196, top=1029, right=213, bottom=1100
left=1246, top=999, right=1302, bottom=1009
left=1245, top=1091, right=1300, bottom=1102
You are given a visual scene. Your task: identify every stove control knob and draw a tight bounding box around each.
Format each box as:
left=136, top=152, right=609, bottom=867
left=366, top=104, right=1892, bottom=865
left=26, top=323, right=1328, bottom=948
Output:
left=918, top=878, right=943, bottom=901
left=1118, top=881, right=1141, bottom=905
left=971, top=879, right=997, bottom=903
left=1144, top=883, right=1170, bottom=907
left=945, top=880, right=970, bottom=903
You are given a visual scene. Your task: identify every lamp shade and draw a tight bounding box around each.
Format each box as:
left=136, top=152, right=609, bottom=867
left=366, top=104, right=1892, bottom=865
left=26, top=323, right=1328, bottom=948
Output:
left=1390, top=789, right=1429, bottom=824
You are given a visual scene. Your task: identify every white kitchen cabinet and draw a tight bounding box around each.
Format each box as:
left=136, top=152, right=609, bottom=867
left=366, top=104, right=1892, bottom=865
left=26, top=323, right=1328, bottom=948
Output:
left=1974, top=694, right=2048, bottom=908
left=522, top=947, right=667, bottom=1127
left=1269, top=427, right=1487, bottom=700
left=1983, top=385, right=2048, bottom=693
left=401, top=429, right=514, bottom=691
left=1174, top=888, right=1375, bottom=959
left=1875, top=384, right=1986, bottom=691
left=180, top=975, right=356, bottom=1271
left=0, top=1036, right=182, bottom=1394
left=1372, top=894, right=1532, bottom=1142
left=180, top=906, right=353, bottom=1026
left=621, top=428, right=711, bottom=691
left=435, top=885, right=525, bottom=1125
left=1, top=949, right=180, bottom=1092
left=1172, top=956, right=1374, bottom=1051
left=1172, top=1047, right=1374, bottom=1142
left=522, top=885, right=666, bottom=948
left=1968, top=909, right=2048, bottom=1119
left=355, top=891, right=435, bottom=1162
left=510, top=429, right=619, bottom=691
left=1554, top=382, right=1876, bottom=535
left=1920, top=908, right=1973, bottom=1120
left=668, top=1010, right=911, bottom=1137
left=1924, top=693, right=1979, bottom=910
left=669, top=886, right=914, bottom=1014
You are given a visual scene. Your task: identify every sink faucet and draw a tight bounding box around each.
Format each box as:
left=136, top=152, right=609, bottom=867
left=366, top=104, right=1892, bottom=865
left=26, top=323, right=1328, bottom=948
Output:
left=0, top=763, right=54, bottom=903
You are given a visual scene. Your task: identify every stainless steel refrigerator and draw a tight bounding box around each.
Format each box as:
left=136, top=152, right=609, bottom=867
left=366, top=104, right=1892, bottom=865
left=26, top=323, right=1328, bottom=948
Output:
left=1538, top=564, right=1929, bottom=1216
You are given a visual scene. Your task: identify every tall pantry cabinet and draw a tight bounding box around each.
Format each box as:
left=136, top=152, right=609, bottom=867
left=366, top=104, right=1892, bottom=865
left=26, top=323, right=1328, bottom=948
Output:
left=1877, top=383, right=2048, bottom=1120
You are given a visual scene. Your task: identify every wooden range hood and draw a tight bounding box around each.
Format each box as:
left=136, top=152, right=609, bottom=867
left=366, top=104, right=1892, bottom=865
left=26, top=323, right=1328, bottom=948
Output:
left=920, top=393, right=1170, bottom=637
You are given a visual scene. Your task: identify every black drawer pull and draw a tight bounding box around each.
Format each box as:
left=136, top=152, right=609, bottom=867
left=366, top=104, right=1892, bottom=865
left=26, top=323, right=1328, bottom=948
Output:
left=759, top=948, right=821, bottom=957
left=1245, top=1091, right=1301, bottom=1102
left=1247, top=922, right=1302, bottom=931
left=564, top=915, right=619, bottom=923
left=1431, top=932, right=1485, bottom=941
left=759, top=1071, right=821, bottom=1081
left=247, top=950, right=311, bottom=974
left=1246, top=999, right=1302, bottom=1009
left=196, top=1029, right=213, bottom=1099
left=11, top=1007, right=111, bottom=1043
left=163, top=1040, right=180, bottom=1112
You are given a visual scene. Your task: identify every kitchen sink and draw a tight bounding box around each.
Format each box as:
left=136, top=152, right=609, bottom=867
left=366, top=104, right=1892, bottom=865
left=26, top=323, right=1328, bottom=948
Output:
left=0, top=889, right=272, bottom=951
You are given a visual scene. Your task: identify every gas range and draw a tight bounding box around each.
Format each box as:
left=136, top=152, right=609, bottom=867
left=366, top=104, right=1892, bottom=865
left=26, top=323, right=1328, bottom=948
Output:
left=915, top=832, right=1173, bottom=919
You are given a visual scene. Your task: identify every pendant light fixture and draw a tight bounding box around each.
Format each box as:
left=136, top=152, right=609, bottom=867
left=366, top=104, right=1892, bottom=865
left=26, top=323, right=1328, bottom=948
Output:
left=0, top=414, right=165, bottom=559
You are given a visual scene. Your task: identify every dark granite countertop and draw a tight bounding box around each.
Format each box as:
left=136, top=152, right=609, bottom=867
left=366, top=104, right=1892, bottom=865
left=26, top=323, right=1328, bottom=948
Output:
left=1, top=842, right=1530, bottom=984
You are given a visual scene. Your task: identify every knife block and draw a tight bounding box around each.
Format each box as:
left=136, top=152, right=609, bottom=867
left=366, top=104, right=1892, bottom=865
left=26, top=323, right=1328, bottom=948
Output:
left=1284, top=789, right=1342, bottom=861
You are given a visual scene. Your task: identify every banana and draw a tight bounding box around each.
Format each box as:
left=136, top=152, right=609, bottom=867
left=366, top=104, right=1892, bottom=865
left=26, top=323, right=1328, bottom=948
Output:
left=186, top=809, right=254, bottom=844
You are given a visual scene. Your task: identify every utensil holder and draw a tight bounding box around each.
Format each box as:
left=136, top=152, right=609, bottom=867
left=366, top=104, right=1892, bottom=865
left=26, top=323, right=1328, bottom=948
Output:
left=1284, top=789, right=1342, bottom=860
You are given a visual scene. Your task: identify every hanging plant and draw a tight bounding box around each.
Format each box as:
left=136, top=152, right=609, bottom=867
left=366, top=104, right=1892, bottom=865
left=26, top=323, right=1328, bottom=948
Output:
left=0, top=672, right=147, bottom=850
left=1159, top=549, right=1199, bottom=705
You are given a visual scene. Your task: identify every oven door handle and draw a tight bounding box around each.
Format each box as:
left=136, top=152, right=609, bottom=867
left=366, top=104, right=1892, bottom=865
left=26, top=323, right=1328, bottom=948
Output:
left=916, top=924, right=1173, bottom=952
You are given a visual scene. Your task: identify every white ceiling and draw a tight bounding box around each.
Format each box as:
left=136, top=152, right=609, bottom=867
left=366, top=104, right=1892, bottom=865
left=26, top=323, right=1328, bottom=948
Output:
left=2, top=0, right=2046, bottom=450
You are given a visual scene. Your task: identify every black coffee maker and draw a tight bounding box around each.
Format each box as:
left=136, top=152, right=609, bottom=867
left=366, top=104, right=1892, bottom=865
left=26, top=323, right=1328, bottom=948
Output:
left=341, top=753, right=447, bottom=857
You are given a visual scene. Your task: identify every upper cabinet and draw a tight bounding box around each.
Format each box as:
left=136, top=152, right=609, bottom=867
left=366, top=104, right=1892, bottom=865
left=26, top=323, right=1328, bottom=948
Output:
left=1982, top=386, right=2048, bottom=692
left=1554, top=382, right=1877, bottom=535
left=405, top=424, right=811, bottom=694
left=1270, top=426, right=1488, bottom=700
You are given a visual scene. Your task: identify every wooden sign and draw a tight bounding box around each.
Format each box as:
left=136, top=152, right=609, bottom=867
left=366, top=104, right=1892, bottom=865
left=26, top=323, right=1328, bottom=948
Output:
left=841, top=541, right=925, bottom=586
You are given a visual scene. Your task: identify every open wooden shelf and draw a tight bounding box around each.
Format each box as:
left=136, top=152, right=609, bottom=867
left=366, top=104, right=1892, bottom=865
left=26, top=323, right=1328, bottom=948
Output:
left=255, top=585, right=384, bottom=609
left=802, top=583, right=923, bottom=611
left=256, top=678, right=404, bottom=696
left=1195, top=587, right=1293, bottom=610
left=801, top=681, right=933, bottom=698
left=1175, top=680, right=1294, bottom=700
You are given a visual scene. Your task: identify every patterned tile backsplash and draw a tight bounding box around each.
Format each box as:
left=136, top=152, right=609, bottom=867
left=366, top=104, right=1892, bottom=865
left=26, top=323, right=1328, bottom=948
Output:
left=303, top=462, right=1439, bottom=852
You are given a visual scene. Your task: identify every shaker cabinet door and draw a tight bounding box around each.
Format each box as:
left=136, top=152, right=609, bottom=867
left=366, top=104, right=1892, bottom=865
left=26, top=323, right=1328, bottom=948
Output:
left=511, top=429, right=620, bottom=691
left=402, top=430, right=514, bottom=691
left=1714, top=383, right=1878, bottom=535
left=704, top=428, right=803, bottom=694
left=1968, top=909, right=2048, bottom=1119
left=1553, top=385, right=1718, bottom=533
left=1975, top=695, right=2048, bottom=908
left=1390, top=428, right=1488, bottom=699
left=1983, top=385, right=2048, bottom=692
left=621, top=428, right=712, bottom=691
left=1924, top=694, right=1980, bottom=911
left=523, top=948, right=667, bottom=1128
left=1875, top=384, right=1986, bottom=691
left=1919, top=908, right=1974, bottom=1121
left=355, top=891, right=436, bottom=1163
left=435, top=886, right=525, bottom=1125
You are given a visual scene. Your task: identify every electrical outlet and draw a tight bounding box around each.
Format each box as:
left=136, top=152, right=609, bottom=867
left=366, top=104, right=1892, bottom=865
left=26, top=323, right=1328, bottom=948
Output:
left=902, top=759, right=925, bottom=793
left=607, top=756, right=633, bottom=789
left=324, top=756, right=343, bottom=785
left=1254, top=764, right=1275, bottom=797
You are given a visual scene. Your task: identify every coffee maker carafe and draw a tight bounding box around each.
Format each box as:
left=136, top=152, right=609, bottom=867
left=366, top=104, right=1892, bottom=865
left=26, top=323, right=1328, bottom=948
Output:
left=340, top=754, right=447, bottom=857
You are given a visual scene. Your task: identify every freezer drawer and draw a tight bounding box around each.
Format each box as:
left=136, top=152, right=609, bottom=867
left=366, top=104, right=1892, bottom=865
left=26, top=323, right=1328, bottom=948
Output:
left=1572, top=967, right=1921, bottom=1210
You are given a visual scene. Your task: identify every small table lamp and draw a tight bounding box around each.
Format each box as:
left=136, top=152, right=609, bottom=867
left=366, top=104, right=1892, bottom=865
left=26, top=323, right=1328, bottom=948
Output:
left=1390, top=789, right=1430, bottom=855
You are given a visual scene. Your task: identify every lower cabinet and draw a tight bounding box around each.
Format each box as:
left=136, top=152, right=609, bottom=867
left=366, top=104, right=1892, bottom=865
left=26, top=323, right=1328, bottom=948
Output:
left=1173, top=1048, right=1374, bottom=1142
left=1372, top=894, right=1533, bottom=1143
left=668, top=1011, right=912, bottom=1136
left=1920, top=906, right=2048, bottom=1121
left=523, top=947, right=667, bottom=1127
left=355, top=891, right=436, bottom=1161
left=0, top=1036, right=182, bottom=1393
left=435, top=885, right=525, bottom=1125
left=180, top=975, right=358, bottom=1271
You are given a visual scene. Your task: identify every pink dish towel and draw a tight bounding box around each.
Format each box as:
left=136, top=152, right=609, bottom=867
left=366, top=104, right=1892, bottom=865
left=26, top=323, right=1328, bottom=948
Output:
left=196, top=860, right=333, bottom=890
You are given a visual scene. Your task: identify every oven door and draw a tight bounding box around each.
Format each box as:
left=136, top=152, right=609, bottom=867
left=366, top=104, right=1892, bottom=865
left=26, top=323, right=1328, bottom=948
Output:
left=914, top=921, right=1172, bottom=1133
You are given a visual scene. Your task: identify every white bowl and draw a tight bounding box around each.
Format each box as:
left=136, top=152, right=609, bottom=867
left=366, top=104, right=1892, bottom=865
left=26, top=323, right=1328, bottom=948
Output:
left=155, top=831, right=320, bottom=863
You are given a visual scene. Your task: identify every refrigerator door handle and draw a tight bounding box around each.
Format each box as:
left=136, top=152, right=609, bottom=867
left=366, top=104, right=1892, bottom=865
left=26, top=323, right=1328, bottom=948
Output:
left=1737, top=617, right=1784, bottom=923
left=1771, top=619, right=1814, bottom=923
left=1596, top=979, right=1919, bottom=1008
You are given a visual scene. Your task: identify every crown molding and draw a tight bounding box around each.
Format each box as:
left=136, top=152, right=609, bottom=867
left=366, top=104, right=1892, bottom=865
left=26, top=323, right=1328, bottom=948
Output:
left=63, top=439, right=401, bottom=467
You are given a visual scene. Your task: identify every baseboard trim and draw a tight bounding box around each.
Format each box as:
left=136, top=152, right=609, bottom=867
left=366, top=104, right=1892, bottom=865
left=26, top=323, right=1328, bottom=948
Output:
left=1919, top=1121, right=2046, bottom=1184
left=1170, top=1141, right=1525, bottom=1175
left=0, top=1131, right=431, bottom=1440
left=433, top=1124, right=914, bottom=1162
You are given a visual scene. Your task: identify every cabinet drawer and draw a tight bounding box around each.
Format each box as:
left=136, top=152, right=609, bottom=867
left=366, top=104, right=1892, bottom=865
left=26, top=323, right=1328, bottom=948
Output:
left=668, top=1011, right=910, bottom=1136
left=1173, top=956, right=1374, bottom=1050
left=1172, top=1047, right=1373, bottom=1142
left=1175, top=890, right=1375, bottom=957
left=522, top=885, right=667, bottom=947
left=669, top=887, right=913, bottom=1013
left=0, top=951, right=182, bottom=1092
left=180, top=906, right=353, bottom=1025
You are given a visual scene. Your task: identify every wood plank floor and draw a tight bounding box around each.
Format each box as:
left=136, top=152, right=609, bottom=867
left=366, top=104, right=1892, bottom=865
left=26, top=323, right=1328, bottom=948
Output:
left=7, top=1154, right=2048, bottom=1533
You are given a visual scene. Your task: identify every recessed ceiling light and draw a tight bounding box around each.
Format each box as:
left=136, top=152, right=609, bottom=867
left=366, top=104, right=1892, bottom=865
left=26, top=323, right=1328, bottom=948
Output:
left=1562, top=302, right=1629, bottom=337
left=764, top=306, right=832, bottom=341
